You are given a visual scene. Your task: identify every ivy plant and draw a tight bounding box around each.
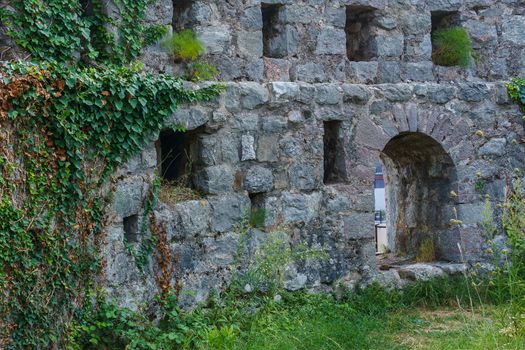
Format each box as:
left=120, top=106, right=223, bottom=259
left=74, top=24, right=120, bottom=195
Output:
left=0, top=1, right=223, bottom=348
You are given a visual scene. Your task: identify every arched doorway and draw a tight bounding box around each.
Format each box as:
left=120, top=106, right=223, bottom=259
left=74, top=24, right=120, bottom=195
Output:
left=378, top=132, right=460, bottom=262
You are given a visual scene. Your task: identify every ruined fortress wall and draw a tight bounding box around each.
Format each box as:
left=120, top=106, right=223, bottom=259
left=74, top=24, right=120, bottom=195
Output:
left=103, top=0, right=525, bottom=308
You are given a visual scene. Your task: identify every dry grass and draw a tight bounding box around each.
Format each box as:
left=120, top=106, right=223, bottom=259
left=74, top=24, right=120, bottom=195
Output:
left=158, top=178, right=201, bottom=208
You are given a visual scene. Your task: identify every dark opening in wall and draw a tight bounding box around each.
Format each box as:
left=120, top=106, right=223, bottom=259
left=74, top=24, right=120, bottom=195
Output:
left=346, top=6, right=376, bottom=61
left=156, top=127, right=201, bottom=184
left=172, top=0, right=193, bottom=31
left=249, top=193, right=266, bottom=229
left=431, top=11, right=461, bottom=65
left=262, top=3, right=286, bottom=58
left=379, top=132, right=460, bottom=262
left=323, top=121, right=346, bottom=184
left=123, top=214, right=139, bottom=243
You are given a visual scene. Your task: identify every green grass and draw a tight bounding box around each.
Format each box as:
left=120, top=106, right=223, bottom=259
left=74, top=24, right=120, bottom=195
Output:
left=432, top=27, right=473, bottom=67
left=212, top=295, right=523, bottom=350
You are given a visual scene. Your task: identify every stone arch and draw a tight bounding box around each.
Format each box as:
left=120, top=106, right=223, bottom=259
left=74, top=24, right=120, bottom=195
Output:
left=379, top=132, right=461, bottom=261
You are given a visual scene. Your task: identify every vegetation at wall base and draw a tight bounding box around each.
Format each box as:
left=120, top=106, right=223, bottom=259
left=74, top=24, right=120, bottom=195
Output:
left=431, top=27, right=473, bottom=68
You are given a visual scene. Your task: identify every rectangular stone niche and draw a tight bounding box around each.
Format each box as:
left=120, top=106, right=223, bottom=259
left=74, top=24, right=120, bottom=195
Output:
left=431, top=11, right=461, bottom=65
left=172, top=0, right=193, bottom=31
left=249, top=193, right=266, bottom=229
left=123, top=214, right=139, bottom=243
left=262, top=3, right=287, bottom=58
left=156, top=127, right=202, bottom=185
left=323, top=120, right=346, bottom=184
left=346, top=6, right=377, bottom=61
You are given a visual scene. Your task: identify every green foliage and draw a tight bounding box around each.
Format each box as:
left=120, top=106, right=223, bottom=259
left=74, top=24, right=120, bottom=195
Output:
left=69, top=292, right=198, bottom=349
left=0, top=0, right=167, bottom=65
left=188, top=61, right=220, bottom=82
left=162, top=29, right=205, bottom=62
left=507, top=77, right=525, bottom=111
left=249, top=208, right=266, bottom=229
left=432, top=27, right=473, bottom=67
left=0, top=62, right=222, bottom=348
left=234, top=226, right=327, bottom=294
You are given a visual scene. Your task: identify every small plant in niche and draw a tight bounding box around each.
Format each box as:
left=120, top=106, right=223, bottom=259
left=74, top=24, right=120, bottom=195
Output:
left=432, top=27, right=473, bottom=67
left=162, top=29, right=218, bottom=82
left=162, top=29, right=204, bottom=61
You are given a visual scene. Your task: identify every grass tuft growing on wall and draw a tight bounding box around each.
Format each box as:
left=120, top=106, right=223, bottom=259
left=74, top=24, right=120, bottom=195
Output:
left=432, top=27, right=473, bottom=67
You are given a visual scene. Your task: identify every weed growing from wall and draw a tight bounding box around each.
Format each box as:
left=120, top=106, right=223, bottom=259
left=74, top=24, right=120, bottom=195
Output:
left=432, top=27, right=473, bottom=67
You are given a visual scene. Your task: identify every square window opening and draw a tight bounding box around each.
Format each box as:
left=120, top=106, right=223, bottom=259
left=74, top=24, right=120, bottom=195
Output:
left=123, top=214, right=139, bottom=243
left=156, top=127, right=203, bottom=186
left=173, top=0, right=194, bottom=31
left=323, top=120, right=346, bottom=184
left=262, top=3, right=287, bottom=58
left=431, top=11, right=462, bottom=66
left=346, top=6, right=377, bottom=61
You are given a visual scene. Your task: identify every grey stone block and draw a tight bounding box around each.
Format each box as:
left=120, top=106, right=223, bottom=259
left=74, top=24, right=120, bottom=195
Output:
left=209, top=194, right=250, bottom=232
left=289, top=162, right=319, bottom=190
left=343, top=213, right=374, bottom=240
left=175, top=200, right=211, bottom=236
left=244, top=165, right=274, bottom=193
left=501, top=15, right=525, bottom=45
left=479, top=138, right=507, bottom=156
left=315, top=27, right=346, bottom=55
left=282, top=192, right=321, bottom=224
left=194, top=165, right=235, bottom=194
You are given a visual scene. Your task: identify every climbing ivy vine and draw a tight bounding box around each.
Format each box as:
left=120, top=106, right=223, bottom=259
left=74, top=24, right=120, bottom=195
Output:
left=0, top=1, right=222, bottom=348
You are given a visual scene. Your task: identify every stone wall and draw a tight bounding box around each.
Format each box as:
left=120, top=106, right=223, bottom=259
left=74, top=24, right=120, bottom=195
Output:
left=143, top=0, right=525, bottom=83
left=95, top=0, right=525, bottom=309
left=105, top=79, right=525, bottom=308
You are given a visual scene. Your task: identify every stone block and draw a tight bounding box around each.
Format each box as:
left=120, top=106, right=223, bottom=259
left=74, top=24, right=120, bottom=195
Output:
left=402, top=62, right=434, bottom=82
left=283, top=5, right=318, bottom=24
left=501, top=15, right=525, bottom=45
left=270, top=82, right=300, bottom=101
left=348, top=61, right=378, bottom=84
left=237, top=30, right=263, bottom=58
left=112, top=177, right=148, bottom=218
left=377, top=61, right=401, bottom=83
left=196, top=25, right=231, bottom=54
left=289, top=162, right=319, bottom=190
left=343, top=213, right=374, bottom=239
left=243, top=165, right=274, bottom=193
left=175, top=200, right=211, bottom=236
left=241, top=134, right=256, bottom=161
left=239, top=82, right=269, bottom=109
left=341, top=84, right=371, bottom=104
left=209, top=194, right=250, bottom=232
left=194, top=165, right=235, bottom=194
left=464, top=20, right=497, bottom=48
left=240, top=6, right=263, bottom=30
left=458, top=83, right=490, bottom=102
left=382, top=84, right=413, bottom=102
left=282, top=192, right=322, bottom=224
left=264, top=58, right=290, bottom=81
left=257, top=134, right=280, bottom=162
left=293, top=63, right=327, bottom=83
left=168, top=107, right=210, bottom=130
left=479, top=138, right=507, bottom=156
left=315, top=84, right=343, bottom=105
left=262, top=115, right=288, bottom=133
left=315, top=27, right=346, bottom=55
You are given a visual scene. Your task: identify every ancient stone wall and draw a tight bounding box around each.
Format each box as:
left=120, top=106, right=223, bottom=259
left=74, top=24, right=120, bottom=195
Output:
left=104, top=0, right=525, bottom=308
